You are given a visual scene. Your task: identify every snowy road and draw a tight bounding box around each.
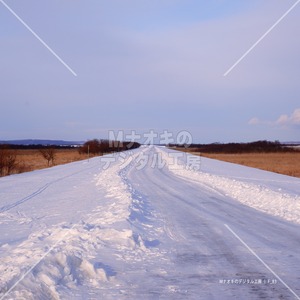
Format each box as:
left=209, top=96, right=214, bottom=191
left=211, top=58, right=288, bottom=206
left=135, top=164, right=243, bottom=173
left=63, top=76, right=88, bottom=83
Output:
left=0, top=146, right=300, bottom=299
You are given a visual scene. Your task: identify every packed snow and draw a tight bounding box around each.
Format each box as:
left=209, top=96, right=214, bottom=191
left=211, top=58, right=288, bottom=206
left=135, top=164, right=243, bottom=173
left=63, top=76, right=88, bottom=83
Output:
left=0, top=146, right=300, bottom=299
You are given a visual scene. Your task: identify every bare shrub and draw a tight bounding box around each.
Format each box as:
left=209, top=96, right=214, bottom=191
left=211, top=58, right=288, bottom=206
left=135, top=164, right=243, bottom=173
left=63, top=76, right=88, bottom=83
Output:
left=0, top=146, right=18, bottom=176
left=6, top=152, right=17, bottom=175
left=39, top=147, right=56, bottom=167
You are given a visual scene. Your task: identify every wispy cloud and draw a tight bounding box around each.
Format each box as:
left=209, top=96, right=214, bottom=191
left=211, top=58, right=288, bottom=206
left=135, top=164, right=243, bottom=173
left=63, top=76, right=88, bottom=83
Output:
left=249, top=108, right=300, bottom=128
left=248, top=117, right=261, bottom=125
left=276, top=108, right=300, bottom=126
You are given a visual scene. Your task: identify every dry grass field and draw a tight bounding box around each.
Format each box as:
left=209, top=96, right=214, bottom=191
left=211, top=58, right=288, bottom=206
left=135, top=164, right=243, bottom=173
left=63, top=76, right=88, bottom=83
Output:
left=4, top=148, right=300, bottom=179
left=14, top=149, right=89, bottom=174
left=191, top=151, right=300, bottom=178
left=201, top=153, right=300, bottom=178
left=171, top=147, right=300, bottom=178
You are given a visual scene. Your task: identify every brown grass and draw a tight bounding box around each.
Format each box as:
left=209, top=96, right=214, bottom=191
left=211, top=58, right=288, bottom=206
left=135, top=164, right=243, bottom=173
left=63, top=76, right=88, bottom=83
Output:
left=13, top=149, right=89, bottom=174
left=6, top=148, right=300, bottom=179
left=193, top=152, right=300, bottom=178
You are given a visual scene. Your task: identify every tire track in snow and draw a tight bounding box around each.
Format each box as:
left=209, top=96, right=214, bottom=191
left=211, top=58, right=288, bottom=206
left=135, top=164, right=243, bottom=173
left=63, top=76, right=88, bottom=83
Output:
left=0, top=163, right=101, bottom=213
left=0, top=182, right=52, bottom=213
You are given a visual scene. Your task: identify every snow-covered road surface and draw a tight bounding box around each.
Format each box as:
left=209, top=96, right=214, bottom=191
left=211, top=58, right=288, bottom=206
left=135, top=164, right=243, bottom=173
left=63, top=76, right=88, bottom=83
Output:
left=0, top=146, right=300, bottom=299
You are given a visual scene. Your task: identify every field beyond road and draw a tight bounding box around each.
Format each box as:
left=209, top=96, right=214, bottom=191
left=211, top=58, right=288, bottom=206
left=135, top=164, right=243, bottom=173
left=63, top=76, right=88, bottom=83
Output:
left=3, top=148, right=300, bottom=179
left=14, top=149, right=88, bottom=173
left=191, top=152, right=300, bottom=178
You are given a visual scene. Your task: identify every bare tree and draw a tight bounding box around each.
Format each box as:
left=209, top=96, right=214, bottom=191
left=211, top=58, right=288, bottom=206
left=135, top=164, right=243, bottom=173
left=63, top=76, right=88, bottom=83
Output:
left=6, top=151, right=17, bottom=175
left=39, top=147, right=56, bottom=167
left=0, top=146, right=18, bottom=176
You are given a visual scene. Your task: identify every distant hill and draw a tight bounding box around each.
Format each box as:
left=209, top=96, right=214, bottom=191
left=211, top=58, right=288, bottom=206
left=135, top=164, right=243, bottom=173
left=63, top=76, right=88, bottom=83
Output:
left=0, top=139, right=84, bottom=146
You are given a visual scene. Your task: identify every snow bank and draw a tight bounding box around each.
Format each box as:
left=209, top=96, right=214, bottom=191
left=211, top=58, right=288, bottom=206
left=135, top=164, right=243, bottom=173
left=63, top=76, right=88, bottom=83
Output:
left=0, top=152, right=150, bottom=299
left=160, top=149, right=300, bottom=225
left=0, top=150, right=168, bottom=299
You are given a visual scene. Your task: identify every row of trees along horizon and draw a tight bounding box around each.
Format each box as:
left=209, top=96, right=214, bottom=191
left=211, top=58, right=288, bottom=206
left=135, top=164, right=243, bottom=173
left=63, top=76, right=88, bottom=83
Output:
left=170, top=140, right=298, bottom=153
left=78, top=139, right=140, bottom=155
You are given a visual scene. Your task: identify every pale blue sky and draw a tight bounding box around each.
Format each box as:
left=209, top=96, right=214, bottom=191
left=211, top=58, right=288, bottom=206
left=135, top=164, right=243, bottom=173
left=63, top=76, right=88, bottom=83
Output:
left=1, top=0, right=299, bottom=143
